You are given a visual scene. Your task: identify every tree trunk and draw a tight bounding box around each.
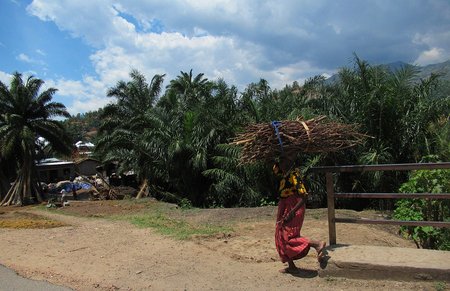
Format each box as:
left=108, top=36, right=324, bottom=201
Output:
left=0, top=156, right=41, bottom=206
left=136, top=178, right=149, bottom=199
left=0, top=168, right=10, bottom=201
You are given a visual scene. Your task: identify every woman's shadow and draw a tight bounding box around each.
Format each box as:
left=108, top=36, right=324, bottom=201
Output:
left=286, top=268, right=318, bottom=278
left=283, top=250, right=331, bottom=278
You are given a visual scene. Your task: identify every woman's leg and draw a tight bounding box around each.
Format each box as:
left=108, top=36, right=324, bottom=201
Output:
left=279, top=260, right=299, bottom=273
left=309, top=239, right=326, bottom=261
left=287, top=260, right=298, bottom=270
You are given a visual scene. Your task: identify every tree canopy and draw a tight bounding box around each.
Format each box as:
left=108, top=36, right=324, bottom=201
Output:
left=93, top=56, right=449, bottom=208
left=3, top=55, right=449, bottom=209
left=0, top=73, right=71, bottom=205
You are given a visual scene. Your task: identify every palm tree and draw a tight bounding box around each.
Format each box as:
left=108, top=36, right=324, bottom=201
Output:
left=427, top=116, right=450, bottom=161
left=99, top=69, right=165, bottom=133
left=239, top=78, right=313, bottom=123
left=168, top=69, right=211, bottom=110
left=148, top=75, right=247, bottom=206
left=0, top=72, right=71, bottom=206
left=240, top=78, right=280, bottom=123
left=96, top=70, right=165, bottom=198
left=158, top=70, right=214, bottom=204
left=203, top=144, right=271, bottom=207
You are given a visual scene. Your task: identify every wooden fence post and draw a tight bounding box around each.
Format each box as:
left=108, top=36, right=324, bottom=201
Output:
left=326, top=172, right=336, bottom=245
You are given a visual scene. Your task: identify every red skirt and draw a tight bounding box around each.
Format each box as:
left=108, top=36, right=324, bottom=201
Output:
left=275, top=195, right=310, bottom=263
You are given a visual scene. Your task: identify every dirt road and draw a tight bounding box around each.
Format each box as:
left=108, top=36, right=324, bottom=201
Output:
left=0, top=205, right=440, bottom=291
left=0, top=264, right=72, bottom=291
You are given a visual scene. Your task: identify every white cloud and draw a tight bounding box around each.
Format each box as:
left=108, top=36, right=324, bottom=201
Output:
left=36, top=49, right=46, bottom=56
left=70, top=97, right=110, bottom=114
left=415, top=47, right=448, bottom=66
left=27, top=0, right=133, bottom=48
left=16, top=53, right=45, bottom=65
left=25, top=0, right=337, bottom=94
left=263, top=61, right=335, bottom=89
left=88, top=32, right=274, bottom=92
left=193, top=27, right=208, bottom=37
left=413, top=31, right=450, bottom=65
left=0, top=71, right=12, bottom=84
left=23, top=0, right=450, bottom=114
left=44, top=75, right=110, bottom=115
left=17, top=53, right=33, bottom=63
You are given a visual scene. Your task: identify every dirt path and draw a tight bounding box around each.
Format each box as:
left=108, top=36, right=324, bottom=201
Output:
left=0, top=208, right=438, bottom=291
left=0, top=264, right=72, bottom=291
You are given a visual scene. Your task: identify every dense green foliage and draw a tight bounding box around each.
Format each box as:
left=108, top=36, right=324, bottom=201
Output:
left=93, top=55, right=449, bottom=210
left=394, top=170, right=450, bottom=250
left=311, top=56, right=450, bottom=209
left=95, top=70, right=166, bottom=197
left=1, top=54, right=449, bottom=216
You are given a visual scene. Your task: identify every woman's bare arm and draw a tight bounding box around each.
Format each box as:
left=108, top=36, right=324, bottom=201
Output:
left=282, top=194, right=305, bottom=225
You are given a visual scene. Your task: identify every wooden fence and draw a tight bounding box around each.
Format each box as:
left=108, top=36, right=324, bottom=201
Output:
left=310, top=162, right=450, bottom=245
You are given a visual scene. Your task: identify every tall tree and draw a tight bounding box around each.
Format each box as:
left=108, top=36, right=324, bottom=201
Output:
left=159, top=70, right=215, bottom=205
left=147, top=74, right=246, bottom=206
left=0, top=73, right=71, bottom=206
left=96, top=70, right=165, bottom=198
left=168, top=69, right=211, bottom=110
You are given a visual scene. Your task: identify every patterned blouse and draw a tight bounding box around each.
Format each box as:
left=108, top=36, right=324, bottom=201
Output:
left=273, top=165, right=308, bottom=198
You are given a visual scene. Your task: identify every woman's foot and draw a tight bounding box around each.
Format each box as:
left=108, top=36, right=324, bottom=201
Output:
left=315, top=241, right=326, bottom=262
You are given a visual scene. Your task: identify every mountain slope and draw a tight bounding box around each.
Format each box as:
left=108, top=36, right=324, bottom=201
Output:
left=325, top=60, right=450, bottom=85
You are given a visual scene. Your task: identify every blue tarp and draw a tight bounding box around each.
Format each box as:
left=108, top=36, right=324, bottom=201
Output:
left=61, top=182, right=92, bottom=192
left=79, top=182, right=92, bottom=190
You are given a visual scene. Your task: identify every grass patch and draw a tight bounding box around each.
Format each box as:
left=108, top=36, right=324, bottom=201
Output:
left=34, top=199, right=234, bottom=239
left=434, top=281, right=447, bottom=291
left=311, top=213, right=321, bottom=220
left=110, top=200, right=235, bottom=240
left=122, top=211, right=232, bottom=240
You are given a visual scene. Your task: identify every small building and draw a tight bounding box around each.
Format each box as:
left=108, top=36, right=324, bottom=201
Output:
left=75, top=158, right=101, bottom=176
left=36, top=158, right=75, bottom=183
left=74, top=141, right=95, bottom=158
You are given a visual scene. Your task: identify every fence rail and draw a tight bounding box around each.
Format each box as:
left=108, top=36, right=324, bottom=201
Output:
left=336, top=193, right=450, bottom=199
left=310, top=162, right=450, bottom=245
left=310, top=162, right=450, bottom=173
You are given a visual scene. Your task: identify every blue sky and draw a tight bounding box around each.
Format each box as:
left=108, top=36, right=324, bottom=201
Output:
left=1, top=0, right=449, bottom=115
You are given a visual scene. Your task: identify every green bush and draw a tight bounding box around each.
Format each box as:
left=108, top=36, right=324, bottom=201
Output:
left=178, top=198, right=193, bottom=209
left=394, top=169, right=450, bottom=250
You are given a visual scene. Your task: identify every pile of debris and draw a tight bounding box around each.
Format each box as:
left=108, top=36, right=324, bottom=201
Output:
left=231, top=116, right=369, bottom=164
left=75, top=174, right=118, bottom=201
left=45, top=174, right=122, bottom=208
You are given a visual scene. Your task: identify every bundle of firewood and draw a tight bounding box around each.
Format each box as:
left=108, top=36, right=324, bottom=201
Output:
left=230, top=116, right=368, bottom=163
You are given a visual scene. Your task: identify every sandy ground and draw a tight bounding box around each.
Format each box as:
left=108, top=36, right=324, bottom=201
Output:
left=0, top=202, right=441, bottom=291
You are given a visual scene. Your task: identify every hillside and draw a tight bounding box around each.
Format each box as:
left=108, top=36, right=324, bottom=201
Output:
left=419, top=60, right=450, bottom=81
left=325, top=59, right=450, bottom=85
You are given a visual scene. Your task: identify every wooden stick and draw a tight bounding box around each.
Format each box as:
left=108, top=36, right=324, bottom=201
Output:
left=231, top=116, right=369, bottom=163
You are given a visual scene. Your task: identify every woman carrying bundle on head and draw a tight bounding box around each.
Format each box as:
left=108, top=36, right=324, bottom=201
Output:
left=273, top=158, right=326, bottom=274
